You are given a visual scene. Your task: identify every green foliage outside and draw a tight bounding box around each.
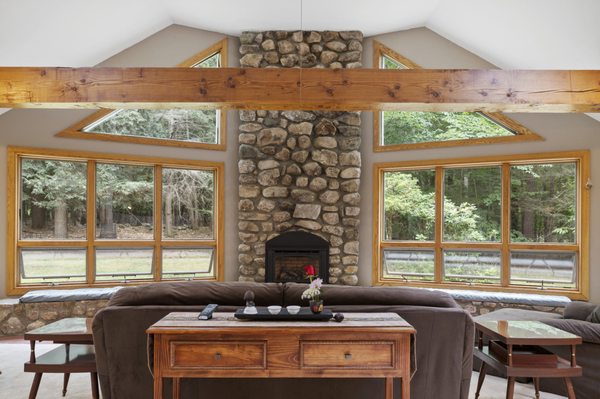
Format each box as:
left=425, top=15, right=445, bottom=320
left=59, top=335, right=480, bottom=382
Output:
left=384, top=168, right=502, bottom=242
left=381, top=54, right=514, bottom=146
left=382, top=111, right=513, bottom=145
left=510, top=163, right=576, bottom=243
left=383, top=162, right=577, bottom=285
left=21, top=159, right=214, bottom=241
left=84, top=53, right=220, bottom=144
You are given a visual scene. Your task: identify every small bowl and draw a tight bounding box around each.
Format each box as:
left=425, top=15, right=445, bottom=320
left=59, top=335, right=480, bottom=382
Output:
left=268, top=305, right=282, bottom=315
left=286, top=305, right=300, bottom=315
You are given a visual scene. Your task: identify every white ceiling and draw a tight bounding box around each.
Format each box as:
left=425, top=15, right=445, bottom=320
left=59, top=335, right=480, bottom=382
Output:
left=1, top=0, right=599, bottom=120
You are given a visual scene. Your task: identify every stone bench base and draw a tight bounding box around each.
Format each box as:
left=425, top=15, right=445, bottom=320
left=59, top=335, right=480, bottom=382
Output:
left=0, top=298, right=108, bottom=336
left=430, top=289, right=571, bottom=317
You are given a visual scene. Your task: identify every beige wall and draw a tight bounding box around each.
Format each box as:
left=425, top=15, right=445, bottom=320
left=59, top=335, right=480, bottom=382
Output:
left=1, top=25, right=599, bottom=301
left=0, top=25, right=241, bottom=296
left=359, top=28, right=600, bottom=301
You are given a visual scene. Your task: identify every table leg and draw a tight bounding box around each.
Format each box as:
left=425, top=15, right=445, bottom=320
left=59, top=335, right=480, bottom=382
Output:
left=91, top=372, right=99, bottom=399
left=28, top=373, right=43, bottom=399
left=29, top=340, right=36, bottom=363
left=475, top=362, right=487, bottom=399
left=533, top=377, right=540, bottom=399
left=154, top=376, right=163, bottom=399
left=62, top=373, right=70, bottom=396
left=564, top=378, right=576, bottom=399
left=506, top=377, right=515, bottom=399
left=173, top=377, right=180, bottom=399
left=385, top=377, right=393, bottom=399
left=400, top=375, right=411, bottom=399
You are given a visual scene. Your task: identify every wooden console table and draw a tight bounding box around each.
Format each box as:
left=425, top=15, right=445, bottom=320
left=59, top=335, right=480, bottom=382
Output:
left=24, top=317, right=98, bottom=399
left=474, top=320, right=582, bottom=399
left=147, top=312, right=415, bottom=399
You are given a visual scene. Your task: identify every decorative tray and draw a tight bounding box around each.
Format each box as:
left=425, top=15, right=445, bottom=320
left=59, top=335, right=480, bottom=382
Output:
left=234, top=307, right=333, bottom=321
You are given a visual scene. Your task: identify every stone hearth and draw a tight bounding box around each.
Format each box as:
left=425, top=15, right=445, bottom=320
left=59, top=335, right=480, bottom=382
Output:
left=237, top=30, right=363, bottom=285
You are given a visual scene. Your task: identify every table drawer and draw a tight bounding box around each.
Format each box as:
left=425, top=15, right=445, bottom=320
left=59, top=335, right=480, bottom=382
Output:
left=301, top=341, right=395, bottom=369
left=169, top=341, right=266, bottom=369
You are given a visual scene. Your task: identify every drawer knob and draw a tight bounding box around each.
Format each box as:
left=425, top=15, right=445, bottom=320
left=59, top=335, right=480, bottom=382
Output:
left=344, top=352, right=352, bottom=360
left=214, top=352, right=222, bottom=360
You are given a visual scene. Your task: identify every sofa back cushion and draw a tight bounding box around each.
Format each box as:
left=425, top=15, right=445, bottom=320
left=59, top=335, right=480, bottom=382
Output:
left=564, top=301, right=597, bottom=320
left=543, top=318, right=600, bottom=345
left=108, top=281, right=283, bottom=307
left=283, top=283, right=457, bottom=307
left=586, top=305, right=600, bottom=323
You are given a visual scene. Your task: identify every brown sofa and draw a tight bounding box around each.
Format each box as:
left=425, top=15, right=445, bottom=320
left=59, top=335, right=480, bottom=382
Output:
left=92, top=281, right=474, bottom=399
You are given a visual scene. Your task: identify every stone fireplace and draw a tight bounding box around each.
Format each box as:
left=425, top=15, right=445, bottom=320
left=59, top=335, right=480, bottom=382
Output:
left=237, top=30, right=363, bottom=285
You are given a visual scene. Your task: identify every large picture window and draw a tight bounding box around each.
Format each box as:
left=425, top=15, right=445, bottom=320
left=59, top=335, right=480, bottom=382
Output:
left=8, top=147, right=224, bottom=294
left=372, top=41, right=543, bottom=151
left=56, top=39, right=228, bottom=150
left=373, top=151, right=590, bottom=299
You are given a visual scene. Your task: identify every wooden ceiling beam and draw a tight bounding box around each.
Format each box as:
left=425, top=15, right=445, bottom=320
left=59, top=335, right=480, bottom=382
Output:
left=0, top=67, right=599, bottom=112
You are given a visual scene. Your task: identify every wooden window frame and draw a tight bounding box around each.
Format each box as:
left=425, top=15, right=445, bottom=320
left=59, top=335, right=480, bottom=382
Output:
left=55, top=39, right=229, bottom=151
left=372, top=41, right=544, bottom=152
left=372, top=150, right=590, bottom=300
left=7, top=146, right=225, bottom=295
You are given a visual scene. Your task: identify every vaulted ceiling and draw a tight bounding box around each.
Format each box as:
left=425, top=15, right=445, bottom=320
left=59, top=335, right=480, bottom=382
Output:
left=1, top=0, right=599, bottom=119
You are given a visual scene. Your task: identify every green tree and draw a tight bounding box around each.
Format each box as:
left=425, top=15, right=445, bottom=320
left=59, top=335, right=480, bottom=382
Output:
left=21, top=159, right=87, bottom=239
left=383, top=111, right=512, bottom=145
left=383, top=171, right=485, bottom=241
left=96, top=164, right=153, bottom=239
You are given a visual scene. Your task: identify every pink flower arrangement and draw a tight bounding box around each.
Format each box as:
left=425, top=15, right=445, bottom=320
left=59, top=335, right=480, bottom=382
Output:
left=302, top=277, right=322, bottom=302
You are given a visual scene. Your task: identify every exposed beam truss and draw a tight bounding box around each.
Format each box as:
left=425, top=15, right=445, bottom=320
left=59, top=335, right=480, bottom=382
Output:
left=0, top=67, right=599, bottom=112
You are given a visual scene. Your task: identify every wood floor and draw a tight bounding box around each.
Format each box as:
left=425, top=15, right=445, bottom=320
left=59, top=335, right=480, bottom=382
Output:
left=0, top=341, right=566, bottom=399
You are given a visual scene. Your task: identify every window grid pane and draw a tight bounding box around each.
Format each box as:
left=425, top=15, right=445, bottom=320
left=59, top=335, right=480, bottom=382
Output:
left=95, top=248, right=154, bottom=282
left=510, top=163, right=577, bottom=244
left=162, top=168, right=214, bottom=240
left=383, top=249, right=435, bottom=281
left=95, top=163, right=154, bottom=240
left=443, top=167, right=502, bottom=242
left=20, top=248, right=87, bottom=285
left=383, top=170, right=436, bottom=241
left=162, top=248, right=214, bottom=279
left=510, top=251, right=577, bottom=289
left=443, top=250, right=501, bottom=284
left=20, top=158, right=87, bottom=240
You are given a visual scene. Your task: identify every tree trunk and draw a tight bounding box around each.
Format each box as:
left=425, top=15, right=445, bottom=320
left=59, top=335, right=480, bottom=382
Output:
left=522, top=178, right=536, bottom=240
left=54, top=201, right=68, bottom=239
left=165, top=187, right=174, bottom=237
left=99, top=191, right=116, bottom=239
left=191, top=195, right=199, bottom=230
left=31, top=195, right=46, bottom=229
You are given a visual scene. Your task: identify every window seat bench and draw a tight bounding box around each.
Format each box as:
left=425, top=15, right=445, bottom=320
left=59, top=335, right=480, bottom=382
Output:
left=0, top=287, right=120, bottom=336
left=427, top=288, right=571, bottom=316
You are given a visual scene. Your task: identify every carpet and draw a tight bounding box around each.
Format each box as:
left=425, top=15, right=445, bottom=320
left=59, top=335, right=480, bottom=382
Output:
left=0, top=342, right=567, bottom=398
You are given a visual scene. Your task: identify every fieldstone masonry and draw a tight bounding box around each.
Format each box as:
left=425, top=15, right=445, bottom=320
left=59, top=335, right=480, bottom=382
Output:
left=237, top=31, right=363, bottom=285
left=456, top=300, right=565, bottom=317
left=0, top=299, right=107, bottom=336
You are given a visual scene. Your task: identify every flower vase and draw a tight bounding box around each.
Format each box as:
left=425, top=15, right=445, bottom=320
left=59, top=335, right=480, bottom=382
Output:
left=309, top=299, right=324, bottom=314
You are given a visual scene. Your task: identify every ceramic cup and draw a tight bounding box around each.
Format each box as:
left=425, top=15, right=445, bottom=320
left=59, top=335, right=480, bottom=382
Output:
left=268, top=305, right=282, bottom=314
left=286, top=305, right=300, bottom=315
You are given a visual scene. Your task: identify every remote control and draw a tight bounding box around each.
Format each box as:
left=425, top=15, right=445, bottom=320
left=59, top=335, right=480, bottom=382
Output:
left=198, top=304, right=218, bottom=320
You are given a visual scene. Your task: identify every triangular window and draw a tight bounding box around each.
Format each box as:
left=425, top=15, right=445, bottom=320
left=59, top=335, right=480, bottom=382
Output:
left=57, top=40, right=228, bottom=150
left=373, top=41, right=543, bottom=150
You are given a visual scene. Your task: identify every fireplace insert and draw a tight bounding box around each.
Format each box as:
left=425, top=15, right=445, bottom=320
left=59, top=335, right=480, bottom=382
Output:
left=265, top=231, right=329, bottom=283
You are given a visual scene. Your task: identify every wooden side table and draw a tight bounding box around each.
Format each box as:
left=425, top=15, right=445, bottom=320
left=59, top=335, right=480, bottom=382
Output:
left=147, top=312, right=416, bottom=399
left=474, top=320, right=582, bottom=399
left=24, top=317, right=98, bottom=399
